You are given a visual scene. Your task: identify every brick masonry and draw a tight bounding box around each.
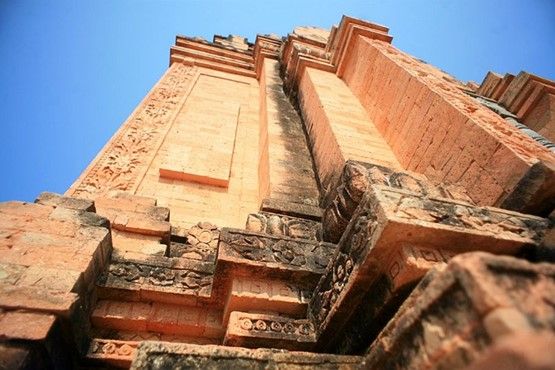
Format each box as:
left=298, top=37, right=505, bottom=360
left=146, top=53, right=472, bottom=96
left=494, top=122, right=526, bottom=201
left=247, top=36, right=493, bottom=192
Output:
left=2, top=14, right=555, bottom=370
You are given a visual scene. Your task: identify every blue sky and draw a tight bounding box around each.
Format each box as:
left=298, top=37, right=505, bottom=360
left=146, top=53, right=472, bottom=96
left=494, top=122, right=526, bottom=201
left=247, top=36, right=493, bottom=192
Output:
left=1, top=0, right=554, bottom=202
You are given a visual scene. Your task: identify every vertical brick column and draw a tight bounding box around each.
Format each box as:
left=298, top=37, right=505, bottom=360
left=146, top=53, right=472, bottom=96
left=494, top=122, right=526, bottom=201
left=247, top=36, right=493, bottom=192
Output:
left=257, top=57, right=320, bottom=206
left=338, top=33, right=555, bottom=214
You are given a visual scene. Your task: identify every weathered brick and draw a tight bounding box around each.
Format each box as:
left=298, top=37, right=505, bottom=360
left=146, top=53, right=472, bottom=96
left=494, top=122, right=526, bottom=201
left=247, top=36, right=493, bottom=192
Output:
left=86, top=338, right=138, bottom=368
left=223, top=277, right=310, bottom=324
left=35, top=192, right=95, bottom=212
left=0, top=311, right=56, bottom=341
left=363, top=253, right=555, bottom=369
left=322, top=161, right=473, bottom=243
left=310, top=185, right=548, bottom=352
left=0, top=285, right=78, bottom=317
left=224, top=311, right=316, bottom=351
left=130, top=341, right=361, bottom=369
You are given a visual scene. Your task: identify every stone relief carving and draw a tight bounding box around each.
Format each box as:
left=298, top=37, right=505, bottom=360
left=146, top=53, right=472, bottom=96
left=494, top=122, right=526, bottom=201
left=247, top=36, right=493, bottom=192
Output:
left=390, top=191, right=548, bottom=241
left=102, top=261, right=212, bottom=296
left=245, top=212, right=322, bottom=241
left=89, top=339, right=137, bottom=358
left=309, top=197, right=378, bottom=326
left=220, top=229, right=334, bottom=271
left=169, top=222, right=219, bottom=262
left=71, top=63, right=197, bottom=198
left=322, top=161, right=475, bottom=244
left=310, top=201, right=377, bottom=329
left=314, top=184, right=549, bottom=337
left=323, top=161, right=428, bottom=243
left=310, top=251, right=353, bottom=328
left=238, top=317, right=315, bottom=337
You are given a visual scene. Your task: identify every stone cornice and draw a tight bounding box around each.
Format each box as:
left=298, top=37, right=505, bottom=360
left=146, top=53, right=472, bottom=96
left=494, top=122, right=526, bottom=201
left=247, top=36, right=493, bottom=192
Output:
left=253, top=35, right=282, bottom=79
left=170, top=35, right=256, bottom=78
left=277, top=15, right=393, bottom=93
left=280, top=35, right=333, bottom=94
left=331, top=16, right=393, bottom=77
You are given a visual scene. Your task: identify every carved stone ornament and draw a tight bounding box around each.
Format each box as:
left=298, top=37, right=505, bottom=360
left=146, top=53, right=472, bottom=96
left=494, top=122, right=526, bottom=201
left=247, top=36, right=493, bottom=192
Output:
left=170, top=222, right=219, bottom=262
left=220, top=228, right=335, bottom=272
left=102, top=261, right=212, bottom=296
left=71, top=64, right=197, bottom=198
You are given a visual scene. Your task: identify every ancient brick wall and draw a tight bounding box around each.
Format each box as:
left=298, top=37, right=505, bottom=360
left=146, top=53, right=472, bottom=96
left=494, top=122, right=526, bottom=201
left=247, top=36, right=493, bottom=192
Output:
left=1, top=14, right=554, bottom=370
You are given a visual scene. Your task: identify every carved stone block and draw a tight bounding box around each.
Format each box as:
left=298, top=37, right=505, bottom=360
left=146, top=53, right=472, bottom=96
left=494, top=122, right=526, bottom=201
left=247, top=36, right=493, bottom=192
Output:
left=310, top=185, right=549, bottom=351
left=223, top=277, right=311, bottom=324
left=245, top=211, right=322, bottom=241
left=322, top=160, right=474, bottom=243
left=86, top=338, right=138, bottom=368
left=130, top=341, right=361, bottom=369
left=363, top=253, right=555, bottom=370
left=97, top=257, right=214, bottom=306
left=224, top=311, right=316, bottom=351
left=169, top=222, right=219, bottom=262
left=261, top=198, right=323, bottom=221
left=217, top=228, right=335, bottom=285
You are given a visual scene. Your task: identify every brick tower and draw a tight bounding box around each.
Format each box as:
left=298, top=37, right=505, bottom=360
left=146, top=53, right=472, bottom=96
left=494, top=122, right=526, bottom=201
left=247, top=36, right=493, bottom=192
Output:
left=1, top=15, right=554, bottom=369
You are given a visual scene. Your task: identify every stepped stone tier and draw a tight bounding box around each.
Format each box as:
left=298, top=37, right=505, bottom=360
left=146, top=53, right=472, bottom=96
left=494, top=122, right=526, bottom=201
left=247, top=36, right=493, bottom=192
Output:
left=1, top=15, right=554, bottom=370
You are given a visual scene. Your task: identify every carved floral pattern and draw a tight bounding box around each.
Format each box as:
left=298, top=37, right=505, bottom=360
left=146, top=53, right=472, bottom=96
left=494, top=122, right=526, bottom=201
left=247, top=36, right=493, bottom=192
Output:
left=312, top=192, right=380, bottom=330
left=170, top=222, right=219, bottom=262
left=393, top=192, right=547, bottom=241
left=221, top=229, right=334, bottom=271
left=71, top=64, right=197, bottom=198
left=238, top=317, right=315, bottom=337
left=104, top=261, right=212, bottom=295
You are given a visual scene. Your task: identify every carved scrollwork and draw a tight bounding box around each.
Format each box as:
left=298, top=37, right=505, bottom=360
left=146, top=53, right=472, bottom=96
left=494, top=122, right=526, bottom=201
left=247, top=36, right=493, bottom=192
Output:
left=393, top=193, right=547, bottom=241
left=71, top=64, right=197, bottom=198
left=104, top=261, right=212, bottom=295
left=312, top=190, right=382, bottom=330
left=221, top=229, right=335, bottom=272
left=312, top=251, right=354, bottom=328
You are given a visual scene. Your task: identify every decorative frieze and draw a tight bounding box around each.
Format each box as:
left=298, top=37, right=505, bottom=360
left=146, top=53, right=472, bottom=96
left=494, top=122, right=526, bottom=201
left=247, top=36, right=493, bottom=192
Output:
left=98, top=259, right=213, bottom=301
left=224, top=311, right=316, bottom=351
left=218, top=228, right=335, bottom=280
left=245, top=211, right=322, bottom=241
left=322, top=160, right=474, bottom=243
left=69, top=63, right=197, bottom=199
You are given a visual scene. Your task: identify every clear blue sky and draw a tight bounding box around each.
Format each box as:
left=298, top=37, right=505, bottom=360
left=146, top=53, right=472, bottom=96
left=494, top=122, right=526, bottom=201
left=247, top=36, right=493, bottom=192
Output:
left=1, top=0, right=554, bottom=202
